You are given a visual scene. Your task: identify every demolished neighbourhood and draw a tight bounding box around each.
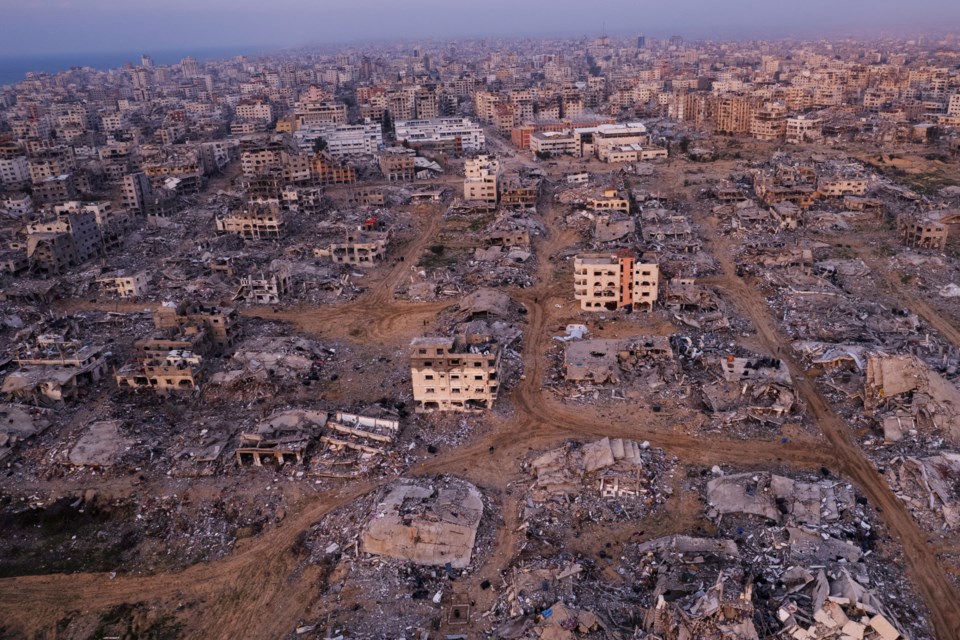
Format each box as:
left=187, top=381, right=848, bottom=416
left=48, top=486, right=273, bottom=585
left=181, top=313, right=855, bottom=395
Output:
left=3, top=26, right=960, bottom=640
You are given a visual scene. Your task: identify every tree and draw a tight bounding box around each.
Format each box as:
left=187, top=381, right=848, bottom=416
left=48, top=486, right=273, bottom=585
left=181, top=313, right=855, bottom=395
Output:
left=312, top=138, right=327, bottom=153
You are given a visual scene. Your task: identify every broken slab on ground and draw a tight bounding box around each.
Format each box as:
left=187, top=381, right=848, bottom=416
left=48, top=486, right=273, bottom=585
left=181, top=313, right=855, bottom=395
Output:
left=361, top=476, right=483, bottom=568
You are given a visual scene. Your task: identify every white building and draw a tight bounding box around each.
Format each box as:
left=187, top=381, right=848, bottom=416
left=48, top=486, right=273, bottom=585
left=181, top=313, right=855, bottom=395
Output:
left=236, top=101, right=274, bottom=123
left=395, top=117, right=485, bottom=153
left=295, top=122, right=384, bottom=157
left=0, top=156, right=29, bottom=186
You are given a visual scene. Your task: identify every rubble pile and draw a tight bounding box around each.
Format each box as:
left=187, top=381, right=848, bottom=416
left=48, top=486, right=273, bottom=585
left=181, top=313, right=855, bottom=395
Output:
left=519, top=438, right=675, bottom=554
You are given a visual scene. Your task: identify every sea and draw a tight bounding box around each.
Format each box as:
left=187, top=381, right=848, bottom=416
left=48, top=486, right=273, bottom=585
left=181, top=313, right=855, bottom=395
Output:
left=0, top=47, right=266, bottom=86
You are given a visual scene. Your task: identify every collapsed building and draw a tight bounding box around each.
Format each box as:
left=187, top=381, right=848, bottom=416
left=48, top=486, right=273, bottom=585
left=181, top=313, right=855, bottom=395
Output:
left=233, top=263, right=292, bottom=304
left=562, top=336, right=673, bottom=385
left=864, top=354, right=960, bottom=444
left=1, top=336, right=108, bottom=406
left=360, top=477, right=483, bottom=568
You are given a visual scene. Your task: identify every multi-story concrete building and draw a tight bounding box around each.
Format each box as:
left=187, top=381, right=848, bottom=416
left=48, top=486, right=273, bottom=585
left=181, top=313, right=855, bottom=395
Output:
left=785, top=116, right=823, bottom=144
left=25, top=209, right=103, bottom=274
left=328, top=229, right=389, bottom=267
left=378, top=147, right=417, bottom=181
left=215, top=202, right=285, bottom=239
left=716, top=94, right=756, bottom=134
left=948, top=94, right=960, bottom=117
left=395, top=117, right=485, bottom=154
left=574, top=122, right=649, bottom=159
left=410, top=334, right=502, bottom=412
left=817, top=177, right=868, bottom=197
left=235, top=100, right=274, bottom=123
left=0, top=156, right=29, bottom=186
left=152, top=301, right=239, bottom=352
left=750, top=102, right=787, bottom=141
left=97, top=272, right=150, bottom=298
left=899, top=211, right=950, bottom=251
left=298, top=122, right=383, bottom=157
left=463, top=155, right=500, bottom=205
left=530, top=131, right=579, bottom=156
left=294, top=100, right=348, bottom=126
left=574, top=252, right=660, bottom=312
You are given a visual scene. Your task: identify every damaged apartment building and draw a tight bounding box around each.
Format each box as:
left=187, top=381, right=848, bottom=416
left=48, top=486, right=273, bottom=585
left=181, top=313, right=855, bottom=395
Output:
left=114, top=300, right=239, bottom=395
left=573, top=252, right=660, bottom=311
left=323, top=227, right=390, bottom=267
left=1, top=335, right=108, bottom=406
left=410, top=332, right=502, bottom=412
left=23, top=204, right=112, bottom=275
left=233, top=263, right=292, bottom=304
left=897, top=209, right=953, bottom=251
left=215, top=201, right=285, bottom=239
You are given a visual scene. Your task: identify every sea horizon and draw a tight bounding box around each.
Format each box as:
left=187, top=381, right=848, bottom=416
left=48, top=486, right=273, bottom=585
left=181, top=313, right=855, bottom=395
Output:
left=0, top=46, right=271, bottom=86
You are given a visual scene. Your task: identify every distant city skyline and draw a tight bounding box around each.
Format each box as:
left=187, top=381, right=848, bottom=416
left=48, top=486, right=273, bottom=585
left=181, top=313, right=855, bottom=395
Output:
left=1, top=0, right=960, bottom=57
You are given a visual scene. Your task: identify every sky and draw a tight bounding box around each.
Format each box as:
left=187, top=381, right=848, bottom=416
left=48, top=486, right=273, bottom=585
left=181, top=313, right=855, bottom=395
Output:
left=1, top=0, right=959, bottom=57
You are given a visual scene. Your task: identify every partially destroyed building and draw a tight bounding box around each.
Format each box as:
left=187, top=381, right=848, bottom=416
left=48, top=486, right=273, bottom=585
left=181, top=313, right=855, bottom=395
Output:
left=327, top=228, right=389, bottom=267
left=215, top=201, right=285, bottom=239
left=898, top=210, right=950, bottom=250
left=1, top=337, right=108, bottom=406
left=234, top=265, right=292, bottom=304
left=152, top=301, right=239, bottom=352
left=410, top=334, right=501, bottom=412
left=115, top=350, right=203, bottom=396
left=573, top=252, right=660, bottom=311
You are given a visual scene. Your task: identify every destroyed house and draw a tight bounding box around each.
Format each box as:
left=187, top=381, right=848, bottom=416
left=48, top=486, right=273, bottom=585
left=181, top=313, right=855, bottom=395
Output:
left=1, top=343, right=108, bottom=406
left=320, top=411, right=401, bottom=457
left=215, top=202, right=285, bottom=239
left=722, top=355, right=791, bottom=384
left=115, top=350, right=203, bottom=396
left=484, top=229, right=529, bottom=248
left=152, top=302, right=239, bottom=351
left=329, top=229, right=389, bottom=267
left=234, top=266, right=291, bottom=304
left=499, top=174, right=541, bottom=207
left=898, top=211, right=949, bottom=251
left=236, top=409, right=328, bottom=467
left=410, top=335, right=501, bottom=412
left=135, top=325, right=212, bottom=359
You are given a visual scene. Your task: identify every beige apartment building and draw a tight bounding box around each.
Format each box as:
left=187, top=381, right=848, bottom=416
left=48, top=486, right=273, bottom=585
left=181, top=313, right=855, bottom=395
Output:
left=410, top=335, right=501, bottom=412
left=716, top=94, right=756, bottom=134
left=463, top=155, right=500, bottom=205
left=899, top=212, right=950, bottom=251
left=785, top=116, right=823, bottom=144
left=215, top=202, right=285, bottom=238
left=817, top=177, right=868, bottom=197
left=574, top=253, right=660, bottom=312
left=97, top=272, right=150, bottom=298
left=750, top=103, right=787, bottom=141
left=378, top=147, right=417, bottom=181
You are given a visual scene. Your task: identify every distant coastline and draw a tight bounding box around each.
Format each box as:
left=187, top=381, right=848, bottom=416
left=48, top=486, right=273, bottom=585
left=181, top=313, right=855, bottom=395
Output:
left=0, top=47, right=267, bottom=86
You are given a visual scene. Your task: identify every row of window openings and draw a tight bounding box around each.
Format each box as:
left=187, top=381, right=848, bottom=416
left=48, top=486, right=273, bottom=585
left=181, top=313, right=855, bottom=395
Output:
left=423, top=372, right=496, bottom=381
left=423, top=385, right=498, bottom=394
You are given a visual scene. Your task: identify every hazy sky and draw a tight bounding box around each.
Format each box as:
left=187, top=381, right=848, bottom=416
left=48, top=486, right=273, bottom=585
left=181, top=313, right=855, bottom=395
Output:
left=1, top=0, right=959, bottom=56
